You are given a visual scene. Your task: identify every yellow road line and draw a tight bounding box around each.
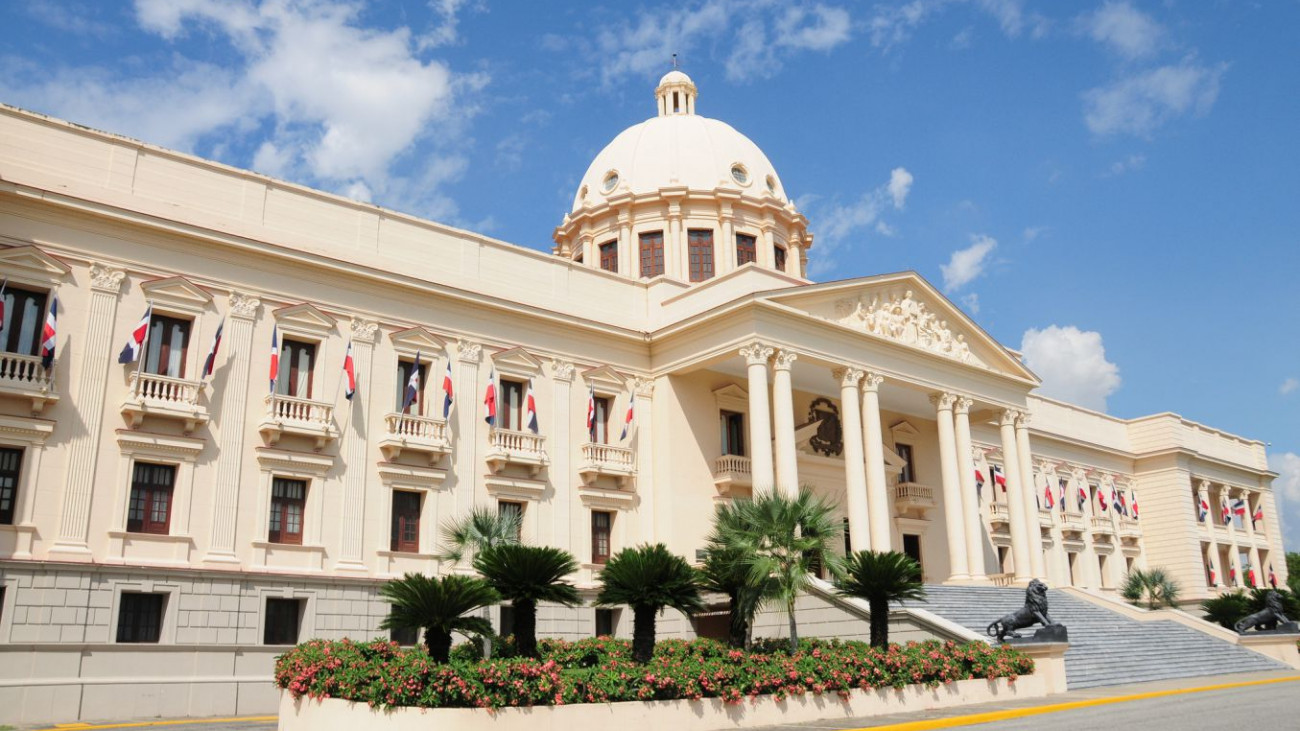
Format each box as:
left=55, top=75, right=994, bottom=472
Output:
left=35, top=716, right=277, bottom=731
left=848, top=675, right=1300, bottom=731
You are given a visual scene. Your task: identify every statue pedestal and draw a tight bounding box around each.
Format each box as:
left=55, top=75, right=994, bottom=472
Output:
left=999, top=640, right=1069, bottom=694
left=1237, top=630, right=1300, bottom=669
left=1005, top=624, right=1069, bottom=644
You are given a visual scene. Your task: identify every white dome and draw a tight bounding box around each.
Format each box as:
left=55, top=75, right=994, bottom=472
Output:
left=658, top=69, right=694, bottom=87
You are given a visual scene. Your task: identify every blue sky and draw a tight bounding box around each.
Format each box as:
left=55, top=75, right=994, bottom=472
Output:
left=2, top=1, right=1299, bottom=550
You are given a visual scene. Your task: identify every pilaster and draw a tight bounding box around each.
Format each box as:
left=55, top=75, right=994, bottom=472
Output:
left=335, top=317, right=378, bottom=571
left=204, top=291, right=261, bottom=563
left=454, top=340, right=483, bottom=518
left=1015, top=413, right=1047, bottom=579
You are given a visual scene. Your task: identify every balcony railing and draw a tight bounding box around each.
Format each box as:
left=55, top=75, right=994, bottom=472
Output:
left=1038, top=508, right=1054, bottom=527
left=1061, top=512, right=1086, bottom=532
left=713, top=454, right=752, bottom=496
left=894, top=482, right=934, bottom=503
left=988, top=502, right=1010, bottom=523
left=1118, top=518, right=1141, bottom=539
left=259, top=393, right=337, bottom=450
left=1090, top=516, right=1114, bottom=534
left=379, top=412, right=451, bottom=465
left=578, top=442, right=636, bottom=487
left=122, top=371, right=208, bottom=433
left=0, top=351, right=57, bottom=413
left=485, top=428, right=548, bottom=476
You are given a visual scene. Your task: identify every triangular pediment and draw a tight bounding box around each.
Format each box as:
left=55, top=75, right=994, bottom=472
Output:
left=713, top=383, right=749, bottom=412
left=140, top=276, right=213, bottom=314
left=272, top=303, right=337, bottom=335
left=389, top=326, right=447, bottom=356
left=0, top=245, right=72, bottom=278
left=890, top=420, right=921, bottom=438
left=489, top=347, right=543, bottom=377
left=582, top=364, right=628, bottom=393
left=760, top=272, right=1037, bottom=383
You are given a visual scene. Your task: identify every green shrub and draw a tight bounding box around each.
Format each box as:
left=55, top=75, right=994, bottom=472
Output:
left=275, top=636, right=1034, bottom=710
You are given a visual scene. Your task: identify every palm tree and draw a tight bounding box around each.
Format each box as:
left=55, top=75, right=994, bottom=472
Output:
left=712, top=487, right=844, bottom=654
left=378, top=573, right=499, bottom=662
left=1200, top=590, right=1251, bottom=629
left=438, top=505, right=522, bottom=563
left=835, top=550, right=926, bottom=648
left=1120, top=567, right=1181, bottom=610
left=700, top=506, right=776, bottom=649
left=473, top=544, right=581, bottom=658
left=596, top=543, right=703, bottom=663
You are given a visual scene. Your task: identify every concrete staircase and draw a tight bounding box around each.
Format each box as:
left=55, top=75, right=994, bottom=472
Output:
left=901, top=585, right=1287, bottom=690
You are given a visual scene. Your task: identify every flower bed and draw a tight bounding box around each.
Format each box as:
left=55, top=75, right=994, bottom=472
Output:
left=275, top=637, right=1033, bottom=710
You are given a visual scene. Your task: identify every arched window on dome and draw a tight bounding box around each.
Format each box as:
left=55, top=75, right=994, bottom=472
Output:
left=688, top=229, right=714, bottom=282
left=735, top=233, right=757, bottom=266
left=599, top=240, right=618, bottom=273
left=639, top=231, right=664, bottom=278
left=773, top=244, right=788, bottom=273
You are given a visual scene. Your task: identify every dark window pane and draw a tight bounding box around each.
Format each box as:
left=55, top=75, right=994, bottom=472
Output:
left=638, top=231, right=664, bottom=278
left=143, top=315, right=191, bottom=378
left=390, top=625, right=418, bottom=645
left=126, top=462, right=175, bottom=534
left=736, top=233, right=757, bottom=265
left=390, top=491, right=421, bottom=553
left=599, top=241, right=618, bottom=272
left=276, top=339, right=316, bottom=398
left=773, top=245, right=787, bottom=272
left=117, top=593, right=165, bottom=643
left=396, top=360, right=428, bottom=415
left=269, top=478, right=307, bottom=544
left=591, top=511, right=612, bottom=564
left=720, top=411, right=745, bottom=456
left=1, top=286, right=48, bottom=356
left=499, top=380, right=525, bottom=431
left=897, top=444, right=915, bottom=483
left=595, top=608, right=615, bottom=637
left=264, top=598, right=303, bottom=645
left=688, top=229, right=714, bottom=282
left=593, top=397, right=611, bottom=444
left=0, top=447, right=23, bottom=525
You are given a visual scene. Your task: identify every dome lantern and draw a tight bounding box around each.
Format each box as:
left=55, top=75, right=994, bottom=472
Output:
left=656, top=70, right=697, bottom=116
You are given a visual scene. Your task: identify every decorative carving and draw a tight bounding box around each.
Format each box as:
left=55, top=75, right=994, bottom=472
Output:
left=833, top=289, right=983, bottom=366
left=739, top=342, right=774, bottom=366
left=930, top=392, right=958, bottom=411
left=986, top=579, right=1063, bottom=642
left=456, top=340, right=482, bottom=363
left=228, top=292, right=261, bottom=318
left=772, top=350, right=798, bottom=370
left=89, top=264, right=126, bottom=293
left=954, top=396, right=973, bottom=414
left=551, top=359, right=575, bottom=382
left=806, top=397, right=842, bottom=457
left=1015, top=412, right=1033, bottom=429
left=1000, top=409, right=1020, bottom=427
left=832, top=367, right=863, bottom=387
left=861, top=371, right=884, bottom=391
left=633, top=376, right=654, bottom=397
left=349, top=318, right=379, bottom=342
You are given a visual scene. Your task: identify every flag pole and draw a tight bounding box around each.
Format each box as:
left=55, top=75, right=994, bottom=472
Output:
left=136, top=300, right=155, bottom=396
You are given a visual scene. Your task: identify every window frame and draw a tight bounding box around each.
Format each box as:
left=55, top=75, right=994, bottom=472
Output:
left=263, top=597, right=304, bottom=645
left=735, top=233, right=757, bottom=266
left=126, top=461, right=176, bottom=535
left=396, top=358, right=428, bottom=416
left=0, top=285, right=49, bottom=357
left=773, top=244, right=788, bottom=273
left=116, top=592, right=166, bottom=644
left=268, top=476, right=308, bottom=545
left=591, top=510, right=613, bottom=565
left=687, top=229, right=715, bottom=282
left=638, top=231, right=665, bottom=278
left=720, top=410, right=746, bottom=457
left=0, top=446, right=22, bottom=525
left=498, top=500, right=524, bottom=542
left=390, top=490, right=422, bottom=553
left=595, top=608, right=617, bottom=637
left=276, top=337, right=317, bottom=399
left=143, top=313, right=192, bottom=379
left=598, top=240, right=618, bottom=273
left=896, top=443, right=916, bottom=484
left=498, top=378, right=526, bottom=432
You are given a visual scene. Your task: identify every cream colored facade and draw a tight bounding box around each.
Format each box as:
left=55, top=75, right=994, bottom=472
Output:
left=0, top=72, right=1287, bottom=723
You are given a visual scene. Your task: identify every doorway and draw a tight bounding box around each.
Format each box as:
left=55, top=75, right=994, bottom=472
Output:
left=902, top=534, right=923, bottom=581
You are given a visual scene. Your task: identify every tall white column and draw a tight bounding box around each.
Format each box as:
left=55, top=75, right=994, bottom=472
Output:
left=204, top=292, right=261, bottom=562
left=771, top=350, right=799, bottom=497
left=933, top=393, right=969, bottom=581
left=999, top=410, right=1031, bottom=582
left=454, top=340, right=483, bottom=521
left=53, top=264, right=125, bottom=556
left=740, top=342, right=775, bottom=494
left=1077, top=470, right=1102, bottom=590
left=336, top=318, right=377, bottom=571
left=861, top=373, right=891, bottom=552
left=1015, top=413, right=1047, bottom=579
left=631, top=377, right=658, bottom=544
left=1199, top=481, right=1223, bottom=587
left=953, top=398, right=986, bottom=581
left=835, top=367, right=869, bottom=552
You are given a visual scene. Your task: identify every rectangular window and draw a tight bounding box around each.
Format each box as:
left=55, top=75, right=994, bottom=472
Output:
left=396, top=359, right=428, bottom=415
left=843, top=517, right=851, bottom=555
left=143, top=314, right=191, bottom=378
left=595, top=608, right=616, bottom=637
left=276, top=339, right=316, bottom=398
left=639, top=231, right=664, bottom=278
left=117, top=593, right=165, bottom=643
left=390, top=625, right=418, bottom=646
left=498, top=379, right=526, bottom=431
left=773, top=244, right=787, bottom=272
left=592, top=396, right=611, bottom=444
left=599, top=241, right=618, bottom=272
left=126, top=462, right=176, bottom=535
left=896, top=444, right=915, bottom=484
left=0, top=286, right=48, bottom=356
left=500, top=605, right=516, bottom=637
left=498, top=500, right=524, bottom=542
left=268, top=477, right=307, bottom=545
left=264, top=598, right=303, bottom=645
left=720, top=410, right=745, bottom=456
left=0, top=446, right=22, bottom=525
left=688, top=229, right=714, bottom=282
left=390, top=490, right=422, bottom=553
left=591, top=510, right=612, bottom=564
left=735, top=233, right=757, bottom=265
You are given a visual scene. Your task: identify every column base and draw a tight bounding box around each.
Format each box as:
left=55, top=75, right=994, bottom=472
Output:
left=48, top=540, right=93, bottom=561
left=201, top=550, right=243, bottom=566
left=332, top=559, right=370, bottom=574
left=941, top=574, right=973, bottom=585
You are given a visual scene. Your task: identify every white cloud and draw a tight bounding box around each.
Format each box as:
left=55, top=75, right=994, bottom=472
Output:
left=1023, top=225, right=1047, bottom=242
left=1106, top=153, right=1146, bottom=176
left=868, top=0, right=1047, bottom=51
left=1281, top=378, right=1299, bottom=395
left=1021, top=325, right=1121, bottom=412
left=960, top=292, right=980, bottom=314
left=1083, top=59, right=1226, bottom=137
left=1268, top=452, right=1300, bottom=550
left=940, top=234, right=996, bottom=291
left=809, top=166, right=913, bottom=275
left=1083, top=1, right=1164, bottom=60
left=888, top=167, right=914, bottom=209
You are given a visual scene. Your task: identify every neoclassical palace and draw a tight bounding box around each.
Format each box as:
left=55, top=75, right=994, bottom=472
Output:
left=0, top=72, right=1287, bottom=721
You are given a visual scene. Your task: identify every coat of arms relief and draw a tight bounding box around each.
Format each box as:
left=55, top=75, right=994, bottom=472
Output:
left=832, top=289, right=986, bottom=368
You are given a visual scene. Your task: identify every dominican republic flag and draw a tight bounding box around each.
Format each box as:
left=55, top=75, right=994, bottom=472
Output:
left=1207, top=564, right=1217, bottom=585
left=401, top=351, right=421, bottom=412
left=1132, top=494, right=1139, bottom=519
left=1097, top=487, right=1108, bottom=512
left=620, top=393, right=635, bottom=441
left=974, top=469, right=985, bottom=495
left=1042, top=480, right=1054, bottom=509
left=1247, top=567, right=1257, bottom=587
left=342, top=341, right=357, bottom=400
left=1198, top=497, right=1210, bottom=522
left=40, top=296, right=58, bottom=369
left=991, top=465, right=1007, bottom=492
left=1229, top=566, right=1237, bottom=584
left=1231, top=498, right=1247, bottom=518
left=1252, top=505, right=1264, bottom=529
left=268, top=326, right=280, bottom=393
left=1077, top=485, right=1088, bottom=511
left=482, top=368, right=497, bottom=426
left=1269, top=564, right=1278, bottom=588
left=1220, top=499, right=1231, bottom=525
left=1116, top=489, right=1129, bottom=517
left=201, top=317, right=224, bottom=378
left=118, top=304, right=152, bottom=364
left=442, top=360, right=454, bottom=418
left=585, top=384, right=596, bottom=440
left=1058, top=479, right=1067, bottom=512
left=524, top=377, right=539, bottom=433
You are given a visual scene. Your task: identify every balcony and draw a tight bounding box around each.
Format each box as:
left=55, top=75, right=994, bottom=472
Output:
left=0, top=351, right=57, bottom=414
left=1090, top=516, right=1114, bottom=537
left=121, top=371, right=208, bottom=434
left=1061, top=512, right=1086, bottom=534
left=258, top=393, right=337, bottom=450
left=713, top=454, right=752, bottom=497
left=378, top=412, right=450, bottom=465
left=1118, top=518, right=1141, bottom=540
left=988, top=502, right=1011, bottom=531
left=1038, top=508, right=1054, bottom=528
left=894, top=482, right=935, bottom=508
left=485, top=428, right=547, bottom=476
left=578, top=442, right=636, bottom=487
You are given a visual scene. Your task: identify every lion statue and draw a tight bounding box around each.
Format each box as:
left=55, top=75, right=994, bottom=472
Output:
left=986, top=579, right=1058, bottom=642
left=1234, top=591, right=1293, bottom=634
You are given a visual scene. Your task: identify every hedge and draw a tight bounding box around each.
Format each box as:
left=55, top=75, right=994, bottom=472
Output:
left=275, top=636, right=1034, bottom=710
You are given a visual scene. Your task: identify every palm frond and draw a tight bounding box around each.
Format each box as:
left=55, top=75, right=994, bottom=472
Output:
left=596, top=543, right=704, bottom=615
left=473, top=544, right=581, bottom=606
left=438, top=506, right=522, bottom=562
left=836, top=550, right=926, bottom=604
left=378, top=572, right=500, bottom=635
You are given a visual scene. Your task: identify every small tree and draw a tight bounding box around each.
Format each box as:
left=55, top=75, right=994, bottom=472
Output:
left=835, top=550, right=926, bottom=648
left=473, top=544, right=581, bottom=658
left=1201, top=590, right=1251, bottom=629
left=697, top=540, right=772, bottom=649
left=438, top=505, right=522, bottom=563
left=596, top=543, right=703, bottom=663
left=378, top=573, right=499, bottom=662
left=1120, top=568, right=1181, bottom=610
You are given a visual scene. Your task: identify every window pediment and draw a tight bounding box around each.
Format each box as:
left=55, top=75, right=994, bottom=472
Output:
left=490, top=347, right=543, bottom=379
left=389, top=327, right=447, bottom=358
left=713, top=383, right=748, bottom=412
left=890, top=420, right=920, bottom=439
left=272, top=303, right=337, bottom=338
left=139, top=276, right=213, bottom=317
left=583, top=364, right=627, bottom=394
left=0, top=244, right=72, bottom=282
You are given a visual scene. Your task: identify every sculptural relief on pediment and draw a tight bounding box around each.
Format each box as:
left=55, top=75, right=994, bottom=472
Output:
left=831, top=289, right=987, bottom=368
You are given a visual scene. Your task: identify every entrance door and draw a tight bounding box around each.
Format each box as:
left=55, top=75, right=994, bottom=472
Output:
left=902, top=534, right=923, bottom=580
left=1067, top=552, right=1079, bottom=585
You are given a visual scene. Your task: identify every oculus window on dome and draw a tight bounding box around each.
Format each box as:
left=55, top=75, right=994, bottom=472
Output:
left=731, top=164, right=749, bottom=186
left=601, top=171, right=619, bottom=193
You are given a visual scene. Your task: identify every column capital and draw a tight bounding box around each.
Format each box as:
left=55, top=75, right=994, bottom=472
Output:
left=740, top=342, right=774, bottom=365
left=861, top=371, right=884, bottom=392
left=1198, top=479, right=1212, bottom=493
left=832, top=367, right=864, bottom=388
left=456, top=339, right=483, bottom=363
left=89, top=263, right=126, bottom=293
left=772, top=349, right=798, bottom=371
left=349, top=317, right=380, bottom=343
left=633, top=376, right=655, bottom=397
left=1015, top=411, right=1033, bottom=429
left=930, top=392, right=958, bottom=411
left=550, top=359, right=575, bottom=382
left=228, top=291, right=262, bottom=319
left=954, top=396, right=974, bottom=414
left=1000, top=409, right=1021, bottom=427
